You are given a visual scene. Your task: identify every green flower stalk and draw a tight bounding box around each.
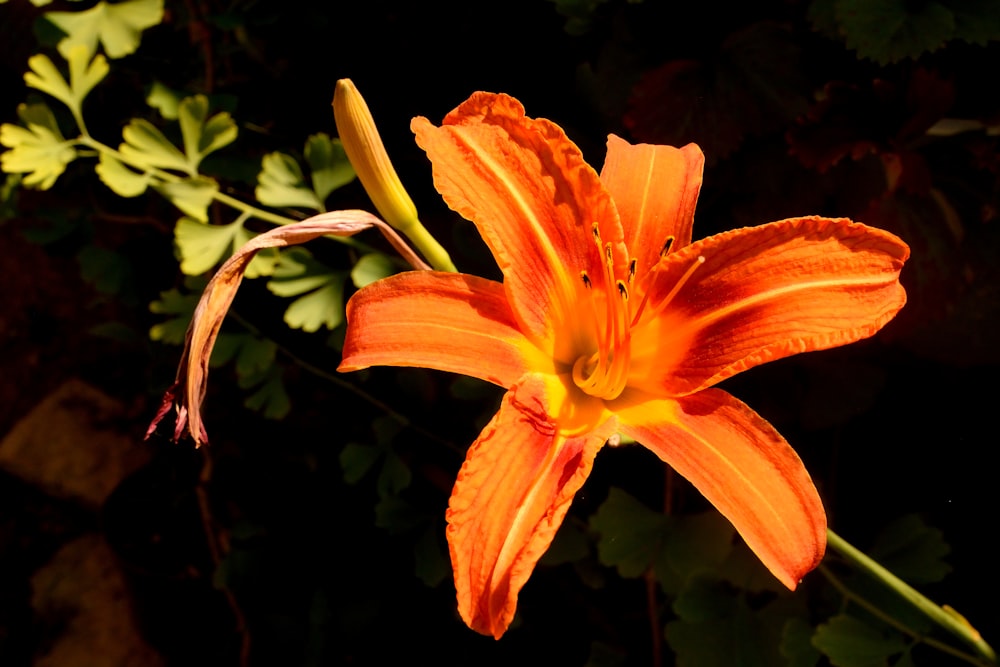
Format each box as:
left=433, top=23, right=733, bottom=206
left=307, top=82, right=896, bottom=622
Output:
left=333, top=79, right=456, bottom=272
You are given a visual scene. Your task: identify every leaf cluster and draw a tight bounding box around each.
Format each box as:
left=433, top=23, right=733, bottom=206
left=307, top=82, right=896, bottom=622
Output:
left=585, top=487, right=961, bottom=667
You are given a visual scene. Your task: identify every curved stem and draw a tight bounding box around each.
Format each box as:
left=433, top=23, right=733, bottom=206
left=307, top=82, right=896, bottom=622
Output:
left=818, top=565, right=990, bottom=667
left=826, top=529, right=996, bottom=664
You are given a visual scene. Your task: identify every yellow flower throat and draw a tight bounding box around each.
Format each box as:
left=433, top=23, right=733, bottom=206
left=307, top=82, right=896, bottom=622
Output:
left=572, top=224, right=703, bottom=401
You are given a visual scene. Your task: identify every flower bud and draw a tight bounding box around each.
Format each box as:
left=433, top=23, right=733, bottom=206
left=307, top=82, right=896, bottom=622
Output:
left=333, top=79, right=419, bottom=232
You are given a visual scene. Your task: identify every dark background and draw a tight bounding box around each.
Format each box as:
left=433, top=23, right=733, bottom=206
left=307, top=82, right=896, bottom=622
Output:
left=1, top=0, right=998, bottom=665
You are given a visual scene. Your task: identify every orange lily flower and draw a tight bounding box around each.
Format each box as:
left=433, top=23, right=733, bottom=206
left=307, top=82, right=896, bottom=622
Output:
left=337, top=93, right=909, bottom=638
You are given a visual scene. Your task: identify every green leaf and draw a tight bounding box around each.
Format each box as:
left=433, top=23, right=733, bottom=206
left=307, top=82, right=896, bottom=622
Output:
left=673, top=576, right=738, bottom=622
left=665, top=593, right=773, bottom=667
left=539, top=519, right=590, bottom=566
left=547, top=0, right=614, bottom=35
left=807, top=0, right=841, bottom=40
left=95, top=152, right=149, bottom=196
left=812, top=614, right=907, bottom=667
left=0, top=174, right=19, bottom=220
left=119, top=118, right=189, bottom=172
left=232, top=224, right=278, bottom=279
left=589, top=487, right=670, bottom=578
left=23, top=48, right=109, bottom=122
left=45, top=0, right=164, bottom=60
left=340, top=443, right=383, bottom=484
left=282, top=281, right=345, bottom=332
left=178, top=95, right=238, bottom=170
left=266, top=248, right=332, bottom=296
left=716, top=534, right=787, bottom=594
left=371, top=415, right=403, bottom=445
left=374, top=494, right=423, bottom=534
left=173, top=216, right=276, bottom=278
left=255, top=134, right=354, bottom=211
left=77, top=243, right=131, bottom=295
left=233, top=335, right=276, bottom=378
left=304, top=133, right=355, bottom=202
left=208, top=332, right=243, bottom=367
left=174, top=216, right=242, bottom=275
left=781, top=617, right=823, bottom=667
left=146, top=80, right=182, bottom=119
left=950, top=0, right=1000, bottom=45
left=413, top=525, right=449, bottom=587
left=148, top=286, right=200, bottom=343
left=835, top=0, right=955, bottom=64
left=154, top=177, right=218, bottom=221
left=267, top=248, right=347, bottom=331
left=23, top=55, right=73, bottom=112
left=350, top=252, right=396, bottom=288
left=658, top=511, right=735, bottom=586
left=0, top=103, right=76, bottom=189
left=869, top=514, right=951, bottom=585
left=255, top=151, right=322, bottom=210
left=377, top=450, right=411, bottom=498
left=241, top=366, right=290, bottom=419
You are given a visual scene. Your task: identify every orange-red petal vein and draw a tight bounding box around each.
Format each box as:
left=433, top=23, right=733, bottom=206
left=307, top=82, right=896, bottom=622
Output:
left=447, top=373, right=618, bottom=638
left=600, top=136, right=704, bottom=268
left=628, top=216, right=909, bottom=396
left=614, top=388, right=826, bottom=589
left=338, top=271, right=545, bottom=387
left=412, top=93, right=625, bottom=362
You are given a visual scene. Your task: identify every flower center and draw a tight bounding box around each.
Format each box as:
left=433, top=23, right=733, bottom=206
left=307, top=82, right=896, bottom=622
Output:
left=572, top=228, right=704, bottom=401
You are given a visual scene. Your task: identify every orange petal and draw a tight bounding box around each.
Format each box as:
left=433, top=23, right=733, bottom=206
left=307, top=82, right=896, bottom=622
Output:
left=447, top=373, right=617, bottom=638
left=338, top=271, right=547, bottom=387
left=614, top=387, right=826, bottom=589
left=412, top=93, right=625, bottom=362
left=600, top=136, right=704, bottom=271
left=628, top=216, right=909, bottom=396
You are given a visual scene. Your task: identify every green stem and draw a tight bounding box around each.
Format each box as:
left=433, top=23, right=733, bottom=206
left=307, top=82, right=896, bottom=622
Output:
left=827, top=529, right=996, bottom=664
left=819, top=565, right=989, bottom=667
left=76, top=135, right=383, bottom=255
left=396, top=216, right=456, bottom=272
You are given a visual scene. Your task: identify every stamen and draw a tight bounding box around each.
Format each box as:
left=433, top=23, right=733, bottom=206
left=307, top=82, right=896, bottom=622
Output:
left=638, top=255, right=706, bottom=326
left=661, top=236, right=675, bottom=256
left=572, top=221, right=640, bottom=400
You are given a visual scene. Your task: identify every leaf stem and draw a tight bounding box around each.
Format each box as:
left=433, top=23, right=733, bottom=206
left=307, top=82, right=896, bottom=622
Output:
left=76, top=135, right=386, bottom=255
left=826, top=529, right=996, bottom=664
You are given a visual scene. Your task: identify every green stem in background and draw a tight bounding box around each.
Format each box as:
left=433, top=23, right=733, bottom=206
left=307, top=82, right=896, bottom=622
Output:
left=827, top=529, right=996, bottom=665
